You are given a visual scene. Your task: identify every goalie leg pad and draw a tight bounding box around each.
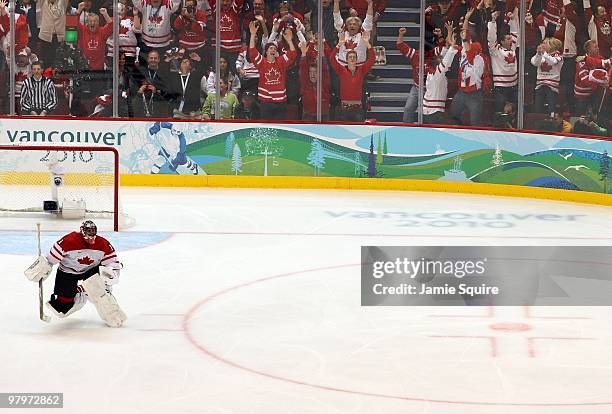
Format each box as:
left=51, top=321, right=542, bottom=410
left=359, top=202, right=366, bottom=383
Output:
left=81, top=274, right=127, bottom=328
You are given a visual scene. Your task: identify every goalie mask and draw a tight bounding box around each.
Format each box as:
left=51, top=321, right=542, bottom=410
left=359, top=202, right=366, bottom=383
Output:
left=80, top=220, right=97, bottom=244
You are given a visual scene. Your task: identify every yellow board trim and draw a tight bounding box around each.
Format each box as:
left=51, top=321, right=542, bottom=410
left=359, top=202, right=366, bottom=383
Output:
left=120, top=174, right=612, bottom=206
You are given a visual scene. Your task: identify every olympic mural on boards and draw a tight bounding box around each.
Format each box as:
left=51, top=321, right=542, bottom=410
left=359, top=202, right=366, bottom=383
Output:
left=0, top=118, right=610, bottom=194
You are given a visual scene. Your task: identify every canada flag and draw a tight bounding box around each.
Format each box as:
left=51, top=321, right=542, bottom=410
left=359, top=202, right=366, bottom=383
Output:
left=78, top=256, right=94, bottom=265
left=265, top=68, right=281, bottom=84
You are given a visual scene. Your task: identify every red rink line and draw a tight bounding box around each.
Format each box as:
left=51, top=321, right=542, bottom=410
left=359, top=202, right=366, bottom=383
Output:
left=527, top=337, right=595, bottom=358
left=182, top=264, right=612, bottom=407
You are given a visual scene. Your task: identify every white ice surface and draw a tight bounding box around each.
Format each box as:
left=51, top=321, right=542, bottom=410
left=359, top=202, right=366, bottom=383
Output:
left=1, top=187, right=612, bottom=414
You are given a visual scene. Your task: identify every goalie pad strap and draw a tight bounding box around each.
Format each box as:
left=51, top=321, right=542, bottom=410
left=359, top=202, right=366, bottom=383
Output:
left=81, top=274, right=127, bottom=328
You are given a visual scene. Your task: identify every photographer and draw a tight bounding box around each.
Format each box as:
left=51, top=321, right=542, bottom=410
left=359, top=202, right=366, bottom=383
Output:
left=173, top=0, right=208, bottom=54
left=133, top=50, right=171, bottom=117
left=573, top=111, right=608, bottom=136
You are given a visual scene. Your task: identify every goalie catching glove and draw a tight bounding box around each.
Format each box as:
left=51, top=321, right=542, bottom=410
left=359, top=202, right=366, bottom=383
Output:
left=24, top=256, right=53, bottom=282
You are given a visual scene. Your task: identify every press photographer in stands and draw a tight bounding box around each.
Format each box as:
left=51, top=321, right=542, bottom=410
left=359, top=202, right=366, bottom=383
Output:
left=133, top=50, right=171, bottom=117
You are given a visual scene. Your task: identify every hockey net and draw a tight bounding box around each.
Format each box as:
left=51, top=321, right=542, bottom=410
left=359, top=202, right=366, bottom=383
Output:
left=0, top=145, right=129, bottom=231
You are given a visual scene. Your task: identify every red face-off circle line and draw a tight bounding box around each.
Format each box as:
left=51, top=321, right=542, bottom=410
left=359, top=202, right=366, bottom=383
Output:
left=182, top=263, right=612, bottom=407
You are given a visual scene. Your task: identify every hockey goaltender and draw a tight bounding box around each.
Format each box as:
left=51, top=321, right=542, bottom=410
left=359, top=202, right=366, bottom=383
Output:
left=24, top=220, right=127, bottom=327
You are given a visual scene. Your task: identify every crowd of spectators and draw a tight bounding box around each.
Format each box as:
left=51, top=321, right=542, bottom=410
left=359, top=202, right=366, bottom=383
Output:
left=405, top=0, right=610, bottom=134
left=0, top=0, right=609, bottom=135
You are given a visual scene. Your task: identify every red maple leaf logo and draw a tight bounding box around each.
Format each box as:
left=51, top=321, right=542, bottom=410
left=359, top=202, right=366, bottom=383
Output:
left=265, top=68, right=281, bottom=84
left=148, top=14, right=163, bottom=24
left=344, top=39, right=358, bottom=50
left=504, top=53, right=516, bottom=64
left=540, top=61, right=552, bottom=72
left=78, top=256, right=94, bottom=265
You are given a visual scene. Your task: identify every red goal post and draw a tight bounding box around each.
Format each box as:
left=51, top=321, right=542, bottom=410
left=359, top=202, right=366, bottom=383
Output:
left=0, top=145, right=122, bottom=231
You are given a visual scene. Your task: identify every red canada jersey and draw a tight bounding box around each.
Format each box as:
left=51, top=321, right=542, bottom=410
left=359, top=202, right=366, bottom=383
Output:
left=249, top=47, right=297, bottom=102
left=78, top=23, right=113, bottom=70
left=47, top=231, right=119, bottom=275
left=209, top=0, right=244, bottom=52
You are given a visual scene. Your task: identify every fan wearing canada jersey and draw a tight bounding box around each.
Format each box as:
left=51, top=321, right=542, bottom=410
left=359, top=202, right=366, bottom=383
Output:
left=24, top=221, right=122, bottom=319
left=248, top=20, right=297, bottom=120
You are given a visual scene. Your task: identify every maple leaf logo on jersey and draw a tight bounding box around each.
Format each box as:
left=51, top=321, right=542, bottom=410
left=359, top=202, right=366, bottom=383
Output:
left=540, top=61, right=552, bottom=72
left=265, top=68, right=281, bottom=84
left=78, top=256, right=94, bottom=265
left=602, top=21, right=611, bottom=36
left=344, top=38, right=358, bottom=50
left=88, top=39, right=99, bottom=50
left=148, top=14, right=163, bottom=24
left=220, top=14, right=233, bottom=31
left=504, top=53, right=516, bottom=64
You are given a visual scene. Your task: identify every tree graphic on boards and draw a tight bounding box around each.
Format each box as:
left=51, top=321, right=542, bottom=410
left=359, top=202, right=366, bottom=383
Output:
left=367, top=135, right=376, bottom=178
left=225, top=132, right=236, bottom=159
left=245, top=128, right=283, bottom=176
left=376, top=136, right=383, bottom=168
left=354, top=151, right=363, bottom=177
left=383, top=132, right=388, bottom=155
left=491, top=143, right=503, bottom=168
left=307, top=138, right=326, bottom=176
left=600, top=150, right=610, bottom=194
left=231, top=143, right=242, bottom=175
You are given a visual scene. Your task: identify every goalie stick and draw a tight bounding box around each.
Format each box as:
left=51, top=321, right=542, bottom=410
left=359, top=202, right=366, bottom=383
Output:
left=36, top=223, right=51, bottom=323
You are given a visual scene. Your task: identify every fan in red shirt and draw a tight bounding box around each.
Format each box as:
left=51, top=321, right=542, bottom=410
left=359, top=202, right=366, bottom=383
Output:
left=299, top=37, right=331, bottom=121
left=329, top=30, right=375, bottom=122
left=77, top=6, right=113, bottom=70
left=248, top=20, right=297, bottom=120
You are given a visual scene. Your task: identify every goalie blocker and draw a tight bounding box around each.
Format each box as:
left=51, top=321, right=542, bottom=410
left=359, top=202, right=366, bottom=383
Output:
left=24, top=220, right=126, bottom=327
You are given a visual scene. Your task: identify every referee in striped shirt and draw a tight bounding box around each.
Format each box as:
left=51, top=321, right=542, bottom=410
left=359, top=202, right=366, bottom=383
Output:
left=20, top=62, right=57, bottom=116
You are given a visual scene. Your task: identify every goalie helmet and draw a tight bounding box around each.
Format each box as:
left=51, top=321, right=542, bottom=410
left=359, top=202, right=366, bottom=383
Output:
left=80, top=220, right=97, bottom=245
